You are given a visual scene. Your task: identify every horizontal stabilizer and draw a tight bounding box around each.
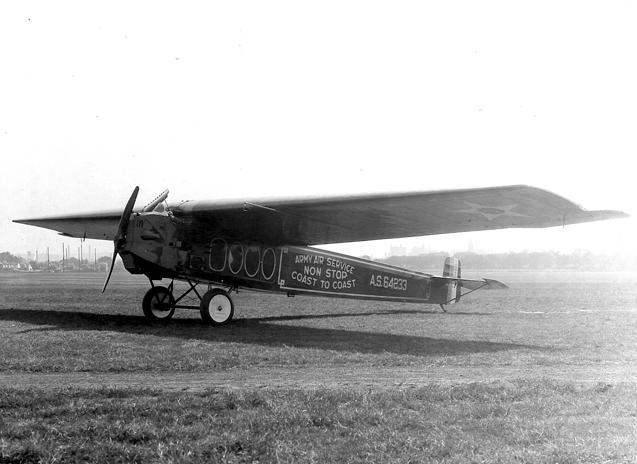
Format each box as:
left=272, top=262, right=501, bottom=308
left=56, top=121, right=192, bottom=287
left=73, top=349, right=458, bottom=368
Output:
left=430, top=276, right=509, bottom=290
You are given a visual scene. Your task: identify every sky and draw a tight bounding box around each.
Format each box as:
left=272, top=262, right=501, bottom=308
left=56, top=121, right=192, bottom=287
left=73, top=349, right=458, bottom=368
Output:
left=1, top=1, right=636, bottom=261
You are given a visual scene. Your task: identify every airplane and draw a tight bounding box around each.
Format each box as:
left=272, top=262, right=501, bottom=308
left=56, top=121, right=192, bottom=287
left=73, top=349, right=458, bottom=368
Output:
left=14, top=185, right=628, bottom=324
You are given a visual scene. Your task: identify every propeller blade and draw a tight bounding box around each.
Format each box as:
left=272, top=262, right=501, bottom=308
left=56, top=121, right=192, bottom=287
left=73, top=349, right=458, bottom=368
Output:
left=102, top=186, right=140, bottom=293
left=101, top=247, right=118, bottom=294
left=114, top=186, right=140, bottom=247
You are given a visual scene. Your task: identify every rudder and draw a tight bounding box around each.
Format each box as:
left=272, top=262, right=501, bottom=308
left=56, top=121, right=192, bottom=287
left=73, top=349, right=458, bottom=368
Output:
left=443, top=257, right=462, bottom=303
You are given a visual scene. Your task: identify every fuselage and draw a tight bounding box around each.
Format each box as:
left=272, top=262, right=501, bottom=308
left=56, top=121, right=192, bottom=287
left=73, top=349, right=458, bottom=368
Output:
left=120, top=210, right=451, bottom=304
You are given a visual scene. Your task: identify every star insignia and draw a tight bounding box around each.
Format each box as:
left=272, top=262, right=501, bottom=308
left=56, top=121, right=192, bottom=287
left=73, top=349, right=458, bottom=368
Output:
left=454, top=202, right=529, bottom=221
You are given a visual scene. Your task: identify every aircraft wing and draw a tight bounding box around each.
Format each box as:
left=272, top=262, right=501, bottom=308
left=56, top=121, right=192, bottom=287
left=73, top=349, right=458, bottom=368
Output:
left=13, top=209, right=123, bottom=241
left=173, top=184, right=629, bottom=245
left=14, top=185, right=628, bottom=245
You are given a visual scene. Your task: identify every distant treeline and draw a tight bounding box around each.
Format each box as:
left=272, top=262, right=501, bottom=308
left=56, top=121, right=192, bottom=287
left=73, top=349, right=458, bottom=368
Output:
left=377, top=251, right=637, bottom=271
left=0, top=251, right=21, bottom=263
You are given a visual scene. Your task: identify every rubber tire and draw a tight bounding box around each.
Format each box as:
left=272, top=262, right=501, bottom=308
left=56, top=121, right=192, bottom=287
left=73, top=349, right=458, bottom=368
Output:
left=200, top=289, right=234, bottom=325
left=142, top=286, right=175, bottom=322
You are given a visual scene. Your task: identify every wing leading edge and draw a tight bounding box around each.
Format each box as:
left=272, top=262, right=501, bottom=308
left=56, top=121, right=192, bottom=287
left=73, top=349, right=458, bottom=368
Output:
left=14, top=185, right=629, bottom=245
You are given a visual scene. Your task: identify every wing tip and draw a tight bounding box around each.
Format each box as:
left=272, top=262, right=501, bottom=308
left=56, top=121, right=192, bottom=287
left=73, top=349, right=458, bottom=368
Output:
left=605, top=210, right=630, bottom=219
left=579, top=209, right=630, bottom=223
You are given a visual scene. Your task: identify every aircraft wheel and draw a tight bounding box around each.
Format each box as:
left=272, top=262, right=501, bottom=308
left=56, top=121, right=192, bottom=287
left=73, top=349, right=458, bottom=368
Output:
left=142, top=286, right=175, bottom=322
left=200, top=289, right=234, bottom=325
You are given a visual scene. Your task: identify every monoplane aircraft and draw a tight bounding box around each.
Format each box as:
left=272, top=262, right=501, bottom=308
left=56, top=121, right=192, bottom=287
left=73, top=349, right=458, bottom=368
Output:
left=14, top=186, right=628, bottom=324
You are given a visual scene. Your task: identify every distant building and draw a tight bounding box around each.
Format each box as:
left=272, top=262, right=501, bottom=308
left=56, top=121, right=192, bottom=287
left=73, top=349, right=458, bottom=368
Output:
left=388, top=244, right=407, bottom=257
left=1, top=260, right=17, bottom=270
left=409, top=244, right=432, bottom=256
left=84, top=262, right=109, bottom=272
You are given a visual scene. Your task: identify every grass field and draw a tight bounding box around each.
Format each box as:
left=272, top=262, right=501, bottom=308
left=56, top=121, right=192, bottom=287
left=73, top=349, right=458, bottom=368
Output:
left=1, top=270, right=636, bottom=463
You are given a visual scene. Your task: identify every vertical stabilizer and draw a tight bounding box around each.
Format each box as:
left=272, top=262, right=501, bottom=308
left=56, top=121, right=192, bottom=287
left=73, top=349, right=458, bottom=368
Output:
left=443, top=257, right=462, bottom=303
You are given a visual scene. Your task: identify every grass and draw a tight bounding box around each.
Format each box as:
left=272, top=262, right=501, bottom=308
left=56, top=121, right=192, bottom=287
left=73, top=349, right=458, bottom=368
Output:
left=1, top=270, right=637, bottom=462
left=1, top=381, right=636, bottom=463
left=1, top=271, right=636, bottom=373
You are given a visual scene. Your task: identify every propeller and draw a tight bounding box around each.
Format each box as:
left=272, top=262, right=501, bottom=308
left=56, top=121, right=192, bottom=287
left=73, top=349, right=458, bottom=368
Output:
left=102, top=186, right=140, bottom=293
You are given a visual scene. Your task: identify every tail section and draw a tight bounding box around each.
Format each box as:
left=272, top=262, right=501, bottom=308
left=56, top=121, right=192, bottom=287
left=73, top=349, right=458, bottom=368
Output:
left=442, top=257, right=462, bottom=304
left=430, top=257, right=508, bottom=311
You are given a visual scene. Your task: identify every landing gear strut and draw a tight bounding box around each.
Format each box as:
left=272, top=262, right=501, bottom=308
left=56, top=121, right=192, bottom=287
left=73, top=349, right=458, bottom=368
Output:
left=141, top=278, right=235, bottom=325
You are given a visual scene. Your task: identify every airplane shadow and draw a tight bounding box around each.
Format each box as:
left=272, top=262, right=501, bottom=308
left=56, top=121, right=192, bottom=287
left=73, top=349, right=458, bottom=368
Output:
left=0, top=308, right=539, bottom=357
left=250, top=309, right=494, bottom=323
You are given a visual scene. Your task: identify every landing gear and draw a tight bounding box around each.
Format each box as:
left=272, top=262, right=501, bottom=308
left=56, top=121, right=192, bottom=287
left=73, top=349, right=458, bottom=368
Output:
left=142, top=286, right=176, bottom=321
left=200, top=289, right=234, bottom=325
left=141, top=278, right=235, bottom=325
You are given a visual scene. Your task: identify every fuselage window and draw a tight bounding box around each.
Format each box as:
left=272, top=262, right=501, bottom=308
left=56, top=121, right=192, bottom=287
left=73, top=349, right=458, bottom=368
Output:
left=209, top=238, right=227, bottom=272
left=228, top=242, right=244, bottom=274
left=261, top=248, right=277, bottom=281
left=244, top=245, right=261, bottom=277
